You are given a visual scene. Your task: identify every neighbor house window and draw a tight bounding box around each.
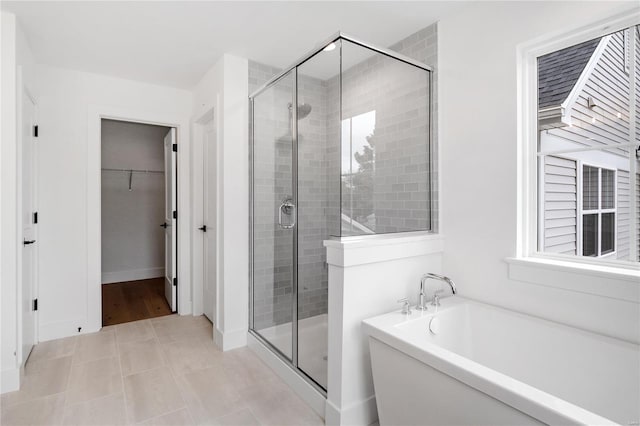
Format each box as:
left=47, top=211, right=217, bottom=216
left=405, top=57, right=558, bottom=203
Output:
left=581, top=165, right=616, bottom=257
left=536, top=24, right=639, bottom=265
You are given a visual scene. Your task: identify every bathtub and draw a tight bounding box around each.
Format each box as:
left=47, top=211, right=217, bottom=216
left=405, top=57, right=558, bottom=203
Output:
left=362, top=297, right=639, bottom=426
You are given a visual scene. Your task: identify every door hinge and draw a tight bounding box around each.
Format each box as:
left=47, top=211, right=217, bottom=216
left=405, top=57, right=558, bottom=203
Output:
left=172, top=210, right=177, bottom=219
left=34, top=125, right=39, bottom=138
left=33, top=212, right=38, bottom=224
left=173, top=277, right=177, bottom=287
left=33, top=299, right=38, bottom=311
left=172, top=143, right=177, bottom=152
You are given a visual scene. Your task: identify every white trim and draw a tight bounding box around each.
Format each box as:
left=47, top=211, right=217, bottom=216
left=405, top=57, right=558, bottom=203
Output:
left=517, top=10, right=640, bottom=278
left=214, top=327, right=246, bottom=351
left=101, top=267, right=164, bottom=284
left=629, top=26, right=638, bottom=262
left=325, top=396, right=378, bottom=426
left=38, top=318, right=87, bottom=342
left=87, top=105, right=191, bottom=334
left=506, top=257, right=639, bottom=303
left=248, top=332, right=326, bottom=419
left=324, top=232, right=444, bottom=267
left=537, top=157, right=545, bottom=252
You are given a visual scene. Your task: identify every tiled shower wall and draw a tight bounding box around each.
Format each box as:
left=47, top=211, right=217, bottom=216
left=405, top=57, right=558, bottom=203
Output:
left=250, top=23, right=438, bottom=330
left=250, top=64, right=331, bottom=329
left=328, top=38, right=433, bottom=234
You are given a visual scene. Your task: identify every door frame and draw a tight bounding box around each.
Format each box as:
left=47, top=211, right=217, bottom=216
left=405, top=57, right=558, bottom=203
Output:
left=87, top=105, right=191, bottom=332
left=16, top=72, right=38, bottom=366
left=191, top=107, right=219, bottom=323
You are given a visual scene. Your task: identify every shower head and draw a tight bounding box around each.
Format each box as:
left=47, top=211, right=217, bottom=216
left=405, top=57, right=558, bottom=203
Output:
left=288, top=102, right=312, bottom=120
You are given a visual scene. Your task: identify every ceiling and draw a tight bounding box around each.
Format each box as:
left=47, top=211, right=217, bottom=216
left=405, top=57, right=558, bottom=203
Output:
left=2, top=1, right=466, bottom=89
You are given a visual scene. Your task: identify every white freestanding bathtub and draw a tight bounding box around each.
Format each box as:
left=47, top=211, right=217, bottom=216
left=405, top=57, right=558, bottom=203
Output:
left=362, top=297, right=639, bottom=426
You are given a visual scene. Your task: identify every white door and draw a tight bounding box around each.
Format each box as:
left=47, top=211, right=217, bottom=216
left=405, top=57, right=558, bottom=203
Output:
left=163, top=129, right=177, bottom=312
left=21, top=90, right=37, bottom=364
left=202, top=120, right=216, bottom=322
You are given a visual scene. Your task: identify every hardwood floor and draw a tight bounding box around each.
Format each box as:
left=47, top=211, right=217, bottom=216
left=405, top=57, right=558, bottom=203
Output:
left=102, top=278, right=172, bottom=326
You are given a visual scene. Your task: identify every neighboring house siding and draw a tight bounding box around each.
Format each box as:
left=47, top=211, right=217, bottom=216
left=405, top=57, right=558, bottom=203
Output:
left=542, top=31, right=638, bottom=261
left=544, top=156, right=577, bottom=255
left=547, top=33, right=630, bottom=152
left=617, top=169, right=630, bottom=260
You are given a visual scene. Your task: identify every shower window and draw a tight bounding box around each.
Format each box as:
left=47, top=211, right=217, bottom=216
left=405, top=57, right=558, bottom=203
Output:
left=341, top=111, right=376, bottom=235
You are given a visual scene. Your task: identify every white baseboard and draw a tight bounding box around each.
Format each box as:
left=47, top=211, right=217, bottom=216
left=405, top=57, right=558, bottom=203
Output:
left=39, top=319, right=97, bottom=342
left=214, top=327, right=247, bottom=351
left=1, top=368, right=20, bottom=394
left=325, top=395, right=378, bottom=426
left=101, top=267, right=164, bottom=284
left=248, top=332, right=326, bottom=419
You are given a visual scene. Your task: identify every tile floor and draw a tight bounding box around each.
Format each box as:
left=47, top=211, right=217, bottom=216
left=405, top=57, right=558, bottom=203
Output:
left=1, top=315, right=324, bottom=426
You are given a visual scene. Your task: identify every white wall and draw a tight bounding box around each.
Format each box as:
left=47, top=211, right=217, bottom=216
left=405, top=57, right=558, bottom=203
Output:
left=438, top=1, right=640, bottom=343
left=33, top=64, right=192, bottom=341
left=324, top=234, right=444, bottom=425
left=1, top=10, right=20, bottom=394
left=1, top=11, right=35, bottom=393
left=101, top=120, right=168, bottom=284
left=191, top=54, right=249, bottom=350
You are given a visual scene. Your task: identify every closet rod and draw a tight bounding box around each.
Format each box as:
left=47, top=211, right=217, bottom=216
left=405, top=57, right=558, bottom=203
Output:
left=101, top=168, right=164, bottom=174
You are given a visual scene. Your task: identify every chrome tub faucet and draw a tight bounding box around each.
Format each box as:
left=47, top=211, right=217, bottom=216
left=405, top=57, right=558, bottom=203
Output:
left=419, top=273, right=457, bottom=308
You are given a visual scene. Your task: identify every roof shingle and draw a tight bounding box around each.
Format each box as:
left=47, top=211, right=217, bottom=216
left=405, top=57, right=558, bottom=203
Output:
left=538, top=38, right=601, bottom=109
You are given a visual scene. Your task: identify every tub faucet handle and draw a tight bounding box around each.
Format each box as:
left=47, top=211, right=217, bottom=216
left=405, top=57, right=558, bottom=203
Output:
left=431, top=289, right=444, bottom=306
left=397, top=298, right=412, bottom=315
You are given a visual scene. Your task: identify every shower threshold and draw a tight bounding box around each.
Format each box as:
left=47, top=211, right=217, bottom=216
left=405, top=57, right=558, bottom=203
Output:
left=258, top=313, right=328, bottom=390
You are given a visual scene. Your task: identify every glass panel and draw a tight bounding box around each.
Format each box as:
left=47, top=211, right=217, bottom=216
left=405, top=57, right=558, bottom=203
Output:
left=294, top=41, right=341, bottom=390
left=601, top=212, right=615, bottom=255
left=340, top=40, right=431, bottom=235
left=583, top=214, right=598, bottom=257
left=601, top=169, right=615, bottom=209
left=252, top=71, right=295, bottom=360
left=582, top=165, right=599, bottom=210
left=537, top=26, right=640, bottom=264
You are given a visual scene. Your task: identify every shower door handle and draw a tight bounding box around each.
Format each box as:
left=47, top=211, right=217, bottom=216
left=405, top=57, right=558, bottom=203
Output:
left=278, top=199, right=296, bottom=229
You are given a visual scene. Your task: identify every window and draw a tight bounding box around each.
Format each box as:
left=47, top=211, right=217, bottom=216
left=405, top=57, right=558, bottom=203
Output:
left=534, top=23, right=639, bottom=266
left=581, top=165, right=615, bottom=257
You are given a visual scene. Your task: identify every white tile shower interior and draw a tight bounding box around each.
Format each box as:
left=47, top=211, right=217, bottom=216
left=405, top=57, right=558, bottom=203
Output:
left=0, top=315, right=323, bottom=425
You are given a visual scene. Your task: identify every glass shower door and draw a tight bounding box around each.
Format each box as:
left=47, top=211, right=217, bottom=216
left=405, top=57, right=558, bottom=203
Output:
left=251, top=71, right=296, bottom=360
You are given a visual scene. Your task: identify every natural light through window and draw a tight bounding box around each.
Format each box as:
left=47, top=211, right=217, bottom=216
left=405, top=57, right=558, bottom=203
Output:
left=536, top=25, right=639, bottom=265
left=341, top=110, right=376, bottom=235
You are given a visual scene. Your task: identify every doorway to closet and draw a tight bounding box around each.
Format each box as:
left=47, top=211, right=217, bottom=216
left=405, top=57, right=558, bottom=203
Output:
left=100, top=119, right=177, bottom=326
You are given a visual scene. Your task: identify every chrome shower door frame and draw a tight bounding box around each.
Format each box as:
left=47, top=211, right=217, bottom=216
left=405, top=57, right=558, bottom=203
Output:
left=249, top=32, right=434, bottom=397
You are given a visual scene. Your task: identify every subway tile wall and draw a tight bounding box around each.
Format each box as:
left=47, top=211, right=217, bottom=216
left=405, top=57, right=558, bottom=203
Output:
left=250, top=23, right=438, bottom=330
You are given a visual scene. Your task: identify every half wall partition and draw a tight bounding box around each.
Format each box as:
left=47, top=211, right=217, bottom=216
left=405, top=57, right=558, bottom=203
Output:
left=249, top=33, right=432, bottom=392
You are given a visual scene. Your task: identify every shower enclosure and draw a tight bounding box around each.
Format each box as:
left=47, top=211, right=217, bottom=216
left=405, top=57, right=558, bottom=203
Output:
left=249, top=32, right=432, bottom=392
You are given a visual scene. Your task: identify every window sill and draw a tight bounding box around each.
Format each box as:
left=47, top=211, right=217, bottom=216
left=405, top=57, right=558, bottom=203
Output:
left=505, top=257, right=639, bottom=303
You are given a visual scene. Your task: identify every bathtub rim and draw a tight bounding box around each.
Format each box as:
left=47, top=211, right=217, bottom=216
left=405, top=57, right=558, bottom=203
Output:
left=363, top=297, right=633, bottom=426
